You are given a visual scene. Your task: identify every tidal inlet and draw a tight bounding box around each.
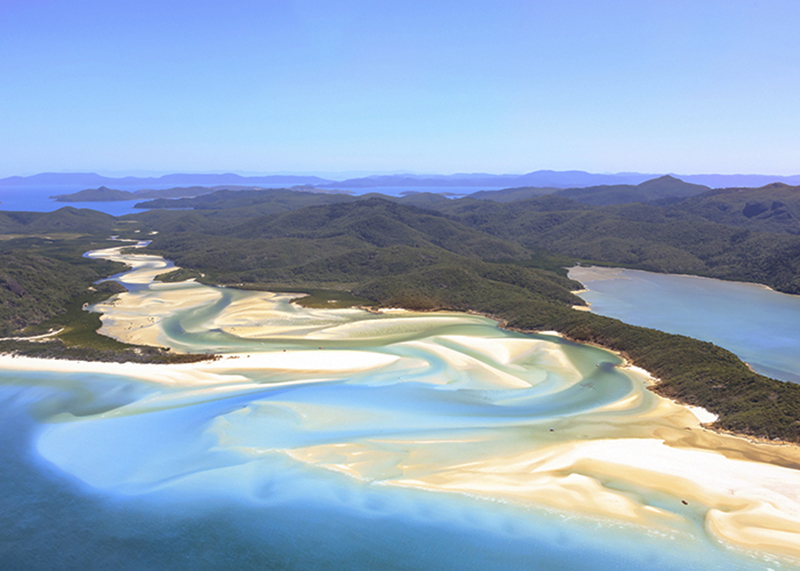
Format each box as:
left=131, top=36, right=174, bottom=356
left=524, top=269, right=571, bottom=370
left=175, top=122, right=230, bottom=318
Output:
left=2, top=243, right=800, bottom=571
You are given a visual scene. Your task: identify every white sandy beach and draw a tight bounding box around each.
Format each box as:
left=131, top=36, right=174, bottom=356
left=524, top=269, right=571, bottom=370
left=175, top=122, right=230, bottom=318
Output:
left=8, top=245, right=800, bottom=562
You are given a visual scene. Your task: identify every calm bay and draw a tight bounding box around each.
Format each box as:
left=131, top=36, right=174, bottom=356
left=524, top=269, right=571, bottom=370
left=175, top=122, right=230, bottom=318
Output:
left=568, top=266, right=800, bottom=384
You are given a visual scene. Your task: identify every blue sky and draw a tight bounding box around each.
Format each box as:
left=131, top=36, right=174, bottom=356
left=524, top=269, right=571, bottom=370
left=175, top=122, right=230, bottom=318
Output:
left=1, top=0, right=799, bottom=177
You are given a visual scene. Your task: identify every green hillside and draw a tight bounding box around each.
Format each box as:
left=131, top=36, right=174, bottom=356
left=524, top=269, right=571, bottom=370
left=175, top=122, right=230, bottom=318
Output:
left=134, top=188, right=355, bottom=213
left=145, top=199, right=530, bottom=287
left=465, top=186, right=559, bottom=202
left=0, top=207, right=117, bottom=235
left=0, top=229, right=139, bottom=340
left=434, top=195, right=800, bottom=294
left=665, top=183, right=800, bottom=235
left=123, top=181, right=800, bottom=294
left=554, top=175, right=710, bottom=206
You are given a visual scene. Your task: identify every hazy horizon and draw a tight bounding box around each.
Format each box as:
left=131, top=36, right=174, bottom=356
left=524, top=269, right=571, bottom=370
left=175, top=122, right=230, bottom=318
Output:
left=4, top=167, right=800, bottom=180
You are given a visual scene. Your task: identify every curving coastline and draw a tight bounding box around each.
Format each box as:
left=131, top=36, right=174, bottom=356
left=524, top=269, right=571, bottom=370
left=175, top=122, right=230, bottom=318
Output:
left=5, top=243, right=798, bottom=564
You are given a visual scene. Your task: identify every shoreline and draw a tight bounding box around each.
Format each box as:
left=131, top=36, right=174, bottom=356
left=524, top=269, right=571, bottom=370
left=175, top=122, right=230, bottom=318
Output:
left=6, top=244, right=800, bottom=451
left=5, top=263, right=799, bottom=450
left=4, top=253, right=800, bottom=562
left=104, top=273, right=800, bottom=450
left=0, top=327, right=64, bottom=342
left=495, top=311, right=800, bottom=450
left=87, top=278, right=800, bottom=452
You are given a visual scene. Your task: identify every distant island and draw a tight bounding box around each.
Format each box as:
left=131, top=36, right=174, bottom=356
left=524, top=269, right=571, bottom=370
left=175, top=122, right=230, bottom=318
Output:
left=50, top=185, right=268, bottom=203
left=51, top=184, right=334, bottom=203
left=51, top=186, right=138, bottom=202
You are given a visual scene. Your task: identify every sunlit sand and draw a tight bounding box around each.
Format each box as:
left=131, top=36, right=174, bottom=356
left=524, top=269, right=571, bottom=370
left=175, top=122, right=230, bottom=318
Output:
left=6, top=245, right=800, bottom=564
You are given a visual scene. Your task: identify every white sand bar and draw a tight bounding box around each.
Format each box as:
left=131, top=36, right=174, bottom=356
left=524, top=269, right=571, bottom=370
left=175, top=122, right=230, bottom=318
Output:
left=9, top=245, right=800, bottom=563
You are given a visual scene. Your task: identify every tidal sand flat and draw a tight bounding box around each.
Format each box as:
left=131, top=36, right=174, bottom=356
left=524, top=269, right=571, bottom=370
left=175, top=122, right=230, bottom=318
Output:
left=1, top=245, right=800, bottom=570
left=569, top=265, right=800, bottom=384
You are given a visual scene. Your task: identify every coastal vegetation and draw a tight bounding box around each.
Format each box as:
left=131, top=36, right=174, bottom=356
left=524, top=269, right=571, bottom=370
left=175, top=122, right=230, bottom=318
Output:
left=0, top=219, right=211, bottom=363
left=0, top=206, right=117, bottom=235
left=3, top=177, right=800, bottom=440
left=0, top=234, right=124, bottom=336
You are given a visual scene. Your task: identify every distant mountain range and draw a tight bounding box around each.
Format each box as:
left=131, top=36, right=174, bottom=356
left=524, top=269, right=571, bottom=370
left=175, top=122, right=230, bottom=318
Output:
left=316, top=171, right=655, bottom=189
left=3, top=170, right=800, bottom=191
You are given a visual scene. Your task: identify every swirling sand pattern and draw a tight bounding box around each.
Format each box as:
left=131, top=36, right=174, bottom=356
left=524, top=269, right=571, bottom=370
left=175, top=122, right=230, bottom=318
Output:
left=1, top=243, right=799, bottom=570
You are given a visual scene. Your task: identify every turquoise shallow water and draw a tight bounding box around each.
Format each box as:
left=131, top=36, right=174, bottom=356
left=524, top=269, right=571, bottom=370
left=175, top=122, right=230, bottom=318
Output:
left=0, top=389, right=745, bottom=571
left=568, top=267, right=800, bottom=384
left=1, top=364, right=786, bottom=570
left=1, top=248, right=799, bottom=570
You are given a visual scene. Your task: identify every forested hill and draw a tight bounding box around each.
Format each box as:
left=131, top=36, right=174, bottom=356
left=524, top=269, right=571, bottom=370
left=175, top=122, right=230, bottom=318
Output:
left=52, top=184, right=297, bottom=203
left=661, top=182, right=800, bottom=235
left=0, top=210, right=122, bottom=336
left=134, top=188, right=355, bottom=214
left=142, top=198, right=545, bottom=288
left=432, top=194, right=800, bottom=294
left=128, top=179, right=800, bottom=294
left=52, top=186, right=135, bottom=202
left=0, top=207, right=116, bottom=235
left=391, top=175, right=707, bottom=205
left=465, top=186, right=560, bottom=202
left=128, top=175, right=710, bottom=210
left=554, top=175, right=710, bottom=206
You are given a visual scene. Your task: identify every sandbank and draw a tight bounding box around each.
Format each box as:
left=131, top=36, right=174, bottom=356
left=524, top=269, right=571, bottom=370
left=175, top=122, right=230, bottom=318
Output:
left=278, top=358, right=800, bottom=559
left=0, top=327, right=64, bottom=342
left=288, top=432, right=800, bottom=559
left=686, top=405, right=719, bottom=424
left=208, top=291, right=366, bottom=339
left=568, top=266, right=630, bottom=283
left=92, top=283, right=223, bottom=348
left=0, top=349, right=401, bottom=387
left=15, top=245, right=800, bottom=562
